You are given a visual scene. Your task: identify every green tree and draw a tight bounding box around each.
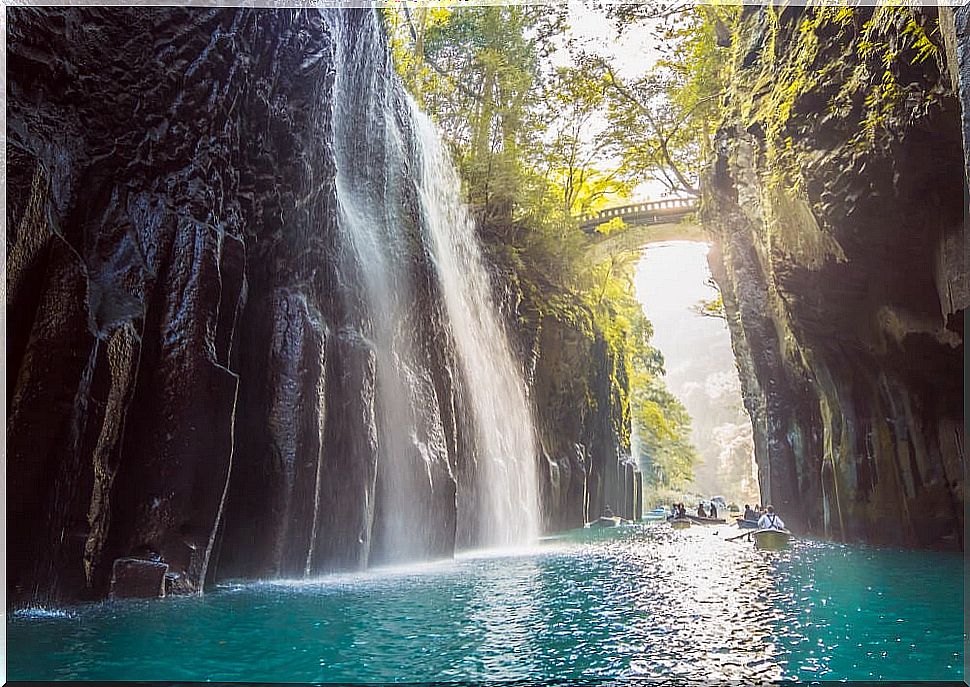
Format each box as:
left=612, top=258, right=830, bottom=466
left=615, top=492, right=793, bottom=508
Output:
left=387, top=5, right=701, bottom=489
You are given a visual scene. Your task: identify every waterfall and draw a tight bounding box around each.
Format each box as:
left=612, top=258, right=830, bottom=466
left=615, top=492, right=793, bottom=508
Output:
left=410, top=108, right=540, bottom=548
left=327, top=10, right=539, bottom=559
left=330, top=11, right=431, bottom=563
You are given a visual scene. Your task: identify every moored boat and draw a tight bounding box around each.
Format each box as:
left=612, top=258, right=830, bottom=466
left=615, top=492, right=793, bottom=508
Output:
left=686, top=514, right=725, bottom=525
left=589, top=516, right=622, bottom=528
left=670, top=518, right=692, bottom=529
left=753, top=528, right=792, bottom=549
left=643, top=507, right=669, bottom=521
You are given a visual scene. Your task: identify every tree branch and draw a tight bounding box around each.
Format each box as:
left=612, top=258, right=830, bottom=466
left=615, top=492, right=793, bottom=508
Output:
left=402, top=7, right=483, bottom=103
left=599, top=60, right=723, bottom=196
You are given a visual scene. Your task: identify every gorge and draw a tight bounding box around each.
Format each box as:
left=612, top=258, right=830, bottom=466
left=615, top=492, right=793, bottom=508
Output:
left=6, top=3, right=967, bottom=612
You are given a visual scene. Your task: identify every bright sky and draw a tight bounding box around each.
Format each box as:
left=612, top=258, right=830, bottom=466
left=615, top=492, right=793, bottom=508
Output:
left=633, top=241, right=758, bottom=500
left=634, top=241, right=717, bottom=348
left=554, top=0, right=663, bottom=77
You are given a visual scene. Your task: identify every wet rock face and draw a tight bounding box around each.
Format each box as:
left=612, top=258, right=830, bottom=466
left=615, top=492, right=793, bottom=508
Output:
left=704, top=6, right=965, bottom=548
left=7, top=6, right=265, bottom=603
left=506, top=296, right=642, bottom=531
left=7, top=7, right=636, bottom=605
left=6, top=7, right=438, bottom=604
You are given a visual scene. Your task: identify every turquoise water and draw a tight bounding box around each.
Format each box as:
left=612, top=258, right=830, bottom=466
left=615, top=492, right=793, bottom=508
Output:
left=8, top=523, right=964, bottom=681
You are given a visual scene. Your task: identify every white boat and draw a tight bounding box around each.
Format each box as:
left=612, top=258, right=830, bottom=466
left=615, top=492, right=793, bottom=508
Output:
left=588, top=515, right=622, bottom=528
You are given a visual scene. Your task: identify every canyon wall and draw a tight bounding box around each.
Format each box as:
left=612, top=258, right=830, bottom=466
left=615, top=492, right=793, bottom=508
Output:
left=704, top=5, right=966, bottom=548
left=508, top=286, right=643, bottom=532
left=6, top=7, right=639, bottom=605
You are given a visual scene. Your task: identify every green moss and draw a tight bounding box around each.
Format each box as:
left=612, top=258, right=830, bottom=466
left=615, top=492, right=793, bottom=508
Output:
left=727, top=4, right=948, bottom=197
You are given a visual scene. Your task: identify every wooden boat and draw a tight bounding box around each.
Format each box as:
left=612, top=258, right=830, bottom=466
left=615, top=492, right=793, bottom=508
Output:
left=589, top=516, right=622, bottom=528
left=669, top=517, right=692, bottom=529
left=753, top=528, right=792, bottom=549
left=735, top=517, right=759, bottom=529
left=686, top=514, right=726, bottom=525
left=642, top=507, right=669, bottom=521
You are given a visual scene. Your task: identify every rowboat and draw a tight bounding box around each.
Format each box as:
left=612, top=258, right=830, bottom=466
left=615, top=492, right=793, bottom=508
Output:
left=643, top=507, right=669, bottom=521
left=589, top=516, right=622, bottom=528
left=753, top=528, right=792, bottom=549
left=686, top=514, right=726, bottom=525
left=735, top=518, right=759, bottom=529
left=669, top=518, right=692, bottom=529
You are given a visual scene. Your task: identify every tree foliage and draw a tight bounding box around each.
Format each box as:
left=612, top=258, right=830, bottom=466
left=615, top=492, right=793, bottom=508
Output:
left=586, top=4, right=740, bottom=197
left=385, top=5, right=705, bottom=490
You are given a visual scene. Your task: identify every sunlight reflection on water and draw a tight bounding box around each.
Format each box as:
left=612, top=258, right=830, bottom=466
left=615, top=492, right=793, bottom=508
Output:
left=7, top=522, right=964, bottom=682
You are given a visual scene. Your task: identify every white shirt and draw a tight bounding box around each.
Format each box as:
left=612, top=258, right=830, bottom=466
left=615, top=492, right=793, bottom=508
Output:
left=758, top=512, right=785, bottom=529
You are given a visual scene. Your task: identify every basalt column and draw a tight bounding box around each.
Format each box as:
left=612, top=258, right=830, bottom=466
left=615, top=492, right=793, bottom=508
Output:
left=703, top=4, right=965, bottom=549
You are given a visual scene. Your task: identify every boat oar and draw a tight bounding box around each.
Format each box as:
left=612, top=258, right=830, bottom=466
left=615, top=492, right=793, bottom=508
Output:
left=726, top=528, right=795, bottom=544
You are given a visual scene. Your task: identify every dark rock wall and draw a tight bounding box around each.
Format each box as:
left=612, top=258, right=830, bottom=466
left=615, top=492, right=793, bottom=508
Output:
left=703, top=5, right=965, bottom=548
left=8, top=7, right=265, bottom=602
left=496, top=275, right=643, bottom=531
left=941, top=5, right=970, bottom=183
left=7, top=7, right=434, bottom=603
left=7, top=7, right=639, bottom=605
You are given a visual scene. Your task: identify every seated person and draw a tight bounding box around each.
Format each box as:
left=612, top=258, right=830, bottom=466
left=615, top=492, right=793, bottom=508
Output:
left=697, top=503, right=707, bottom=517
left=757, top=505, right=785, bottom=530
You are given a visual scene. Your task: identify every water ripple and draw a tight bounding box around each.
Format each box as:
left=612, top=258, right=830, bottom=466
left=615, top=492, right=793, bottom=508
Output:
left=7, top=523, right=963, bottom=682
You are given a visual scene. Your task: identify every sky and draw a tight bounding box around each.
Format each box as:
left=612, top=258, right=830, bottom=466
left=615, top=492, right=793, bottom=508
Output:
left=555, top=0, right=664, bottom=78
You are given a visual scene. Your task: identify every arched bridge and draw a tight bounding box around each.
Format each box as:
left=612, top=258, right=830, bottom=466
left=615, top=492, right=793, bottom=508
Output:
left=579, top=197, right=698, bottom=232
left=580, top=197, right=706, bottom=263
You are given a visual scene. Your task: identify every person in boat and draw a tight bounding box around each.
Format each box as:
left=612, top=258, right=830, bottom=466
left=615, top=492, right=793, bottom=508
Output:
left=697, top=503, right=707, bottom=517
left=757, top=505, right=785, bottom=530
left=708, top=502, right=718, bottom=518
left=743, top=504, right=757, bottom=521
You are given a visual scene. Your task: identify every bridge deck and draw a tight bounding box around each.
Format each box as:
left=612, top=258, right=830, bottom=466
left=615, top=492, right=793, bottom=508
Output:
left=580, top=197, right=697, bottom=232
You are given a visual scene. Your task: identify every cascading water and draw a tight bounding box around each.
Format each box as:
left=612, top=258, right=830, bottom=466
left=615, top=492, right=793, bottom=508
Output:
left=328, top=9, right=538, bottom=558
left=409, top=109, right=540, bottom=548
left=329, top=12, right=420, bottom=563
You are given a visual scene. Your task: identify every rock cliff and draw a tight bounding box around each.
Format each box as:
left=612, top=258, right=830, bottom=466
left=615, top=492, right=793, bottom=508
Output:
left=6, top=7, right=639, bottom=605
left=514, top=292, right=643, bottom=531
left=704, top=5, right=965, bottom=548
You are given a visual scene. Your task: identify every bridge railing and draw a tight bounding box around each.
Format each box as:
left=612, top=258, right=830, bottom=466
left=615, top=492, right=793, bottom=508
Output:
left=579, top=197, right=697, bottom=226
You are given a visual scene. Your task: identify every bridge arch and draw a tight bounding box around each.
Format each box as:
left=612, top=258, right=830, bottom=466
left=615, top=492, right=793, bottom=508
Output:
left=581, top=197, right=707, bottom=263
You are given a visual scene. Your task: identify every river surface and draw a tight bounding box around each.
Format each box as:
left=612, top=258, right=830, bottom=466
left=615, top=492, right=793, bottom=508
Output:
left=8, top=523, right=964, bottom=681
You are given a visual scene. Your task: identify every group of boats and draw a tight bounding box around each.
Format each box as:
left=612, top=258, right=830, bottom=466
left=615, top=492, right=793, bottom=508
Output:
left=586, top=505, right=793, bottom=549
left=664, top=505, right=792, bottom=549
